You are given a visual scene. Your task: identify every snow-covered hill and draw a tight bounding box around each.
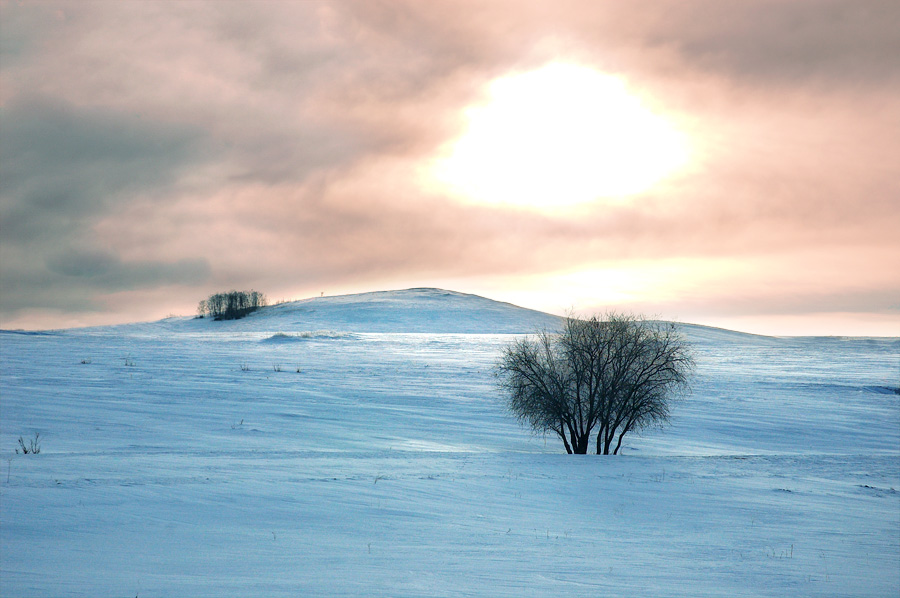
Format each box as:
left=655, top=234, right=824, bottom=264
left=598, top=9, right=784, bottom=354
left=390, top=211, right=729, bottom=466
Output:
left=188, top=287, right=564, bottom=334
left=1, top=289, right=898, bottom=597
left=105, top=287, right=773, bottom=343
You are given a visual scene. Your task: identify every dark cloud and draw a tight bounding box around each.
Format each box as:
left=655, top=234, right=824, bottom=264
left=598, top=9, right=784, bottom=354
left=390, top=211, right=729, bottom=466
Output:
left=647, top=0, right=900, bottom=87
left=3, top=254, right=209, bottom=315
left=42, top=247, right=208, bottom=288
left=1, top=96, right=203, bottom=222
left=0, top=96, right=213, bottom=316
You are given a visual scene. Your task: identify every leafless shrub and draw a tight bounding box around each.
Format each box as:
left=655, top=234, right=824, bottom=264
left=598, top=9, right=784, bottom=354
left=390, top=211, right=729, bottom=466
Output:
left=497, top=313, right=694, bottom=455
left=17, top=433, right=41, bottom=455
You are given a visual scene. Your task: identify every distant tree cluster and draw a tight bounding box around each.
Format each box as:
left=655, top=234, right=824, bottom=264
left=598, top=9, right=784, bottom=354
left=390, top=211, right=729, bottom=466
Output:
left=198, top=290, right=267, bottom=320
left=497, top=313, right=694, bottom=455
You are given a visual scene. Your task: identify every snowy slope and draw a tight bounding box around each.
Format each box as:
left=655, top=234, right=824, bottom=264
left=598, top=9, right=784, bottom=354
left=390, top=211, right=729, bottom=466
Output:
left=1, top=290, right=898, bottom=597
left=176, top=287, right=564, bottom=334
left=96, top=287, right=780, bottom=342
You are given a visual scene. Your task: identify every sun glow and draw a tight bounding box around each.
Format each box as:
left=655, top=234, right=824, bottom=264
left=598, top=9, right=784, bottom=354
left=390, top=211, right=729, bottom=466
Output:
left=433, top=63, right=689, bottom=210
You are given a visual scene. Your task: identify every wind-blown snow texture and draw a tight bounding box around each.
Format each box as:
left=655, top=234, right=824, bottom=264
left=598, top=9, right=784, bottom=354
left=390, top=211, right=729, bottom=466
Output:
left=1, top=288, right=898, bottom=597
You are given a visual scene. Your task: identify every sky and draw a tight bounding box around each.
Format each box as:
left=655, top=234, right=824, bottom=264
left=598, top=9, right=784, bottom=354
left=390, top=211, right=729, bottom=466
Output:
left=1, top=0, right=898, bottom=336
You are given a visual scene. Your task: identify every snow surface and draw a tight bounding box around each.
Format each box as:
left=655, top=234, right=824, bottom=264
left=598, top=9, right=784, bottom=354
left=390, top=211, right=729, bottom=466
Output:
left=1, top=288, right=898, bottom=597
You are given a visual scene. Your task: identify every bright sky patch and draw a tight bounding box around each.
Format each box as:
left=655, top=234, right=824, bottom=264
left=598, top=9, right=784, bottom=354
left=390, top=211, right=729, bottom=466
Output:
left=433, top=63, right=689, bottom=210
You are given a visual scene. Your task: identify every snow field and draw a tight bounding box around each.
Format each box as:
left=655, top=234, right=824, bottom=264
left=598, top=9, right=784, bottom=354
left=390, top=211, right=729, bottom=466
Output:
left=1, top=295, right=898, bottom=597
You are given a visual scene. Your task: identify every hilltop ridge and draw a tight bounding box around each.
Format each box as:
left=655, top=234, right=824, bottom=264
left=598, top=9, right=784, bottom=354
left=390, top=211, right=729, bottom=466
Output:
left=188, top=287, right=564, bottom=334
left=32, top=287, right=796, bottom=340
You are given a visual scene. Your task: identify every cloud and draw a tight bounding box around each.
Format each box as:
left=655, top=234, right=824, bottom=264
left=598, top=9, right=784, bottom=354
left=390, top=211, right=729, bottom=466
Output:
left=3, top=252, right=209, bottom=315
left=0, top=96, right=213, bottom=315
left=644, top=0, right=900, bottom=87
left=1, top=0, right=898, bottom=331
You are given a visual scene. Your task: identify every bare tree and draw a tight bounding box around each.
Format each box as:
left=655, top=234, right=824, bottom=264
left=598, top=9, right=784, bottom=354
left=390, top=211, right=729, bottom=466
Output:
left=497, top=313, right=694, bottom=454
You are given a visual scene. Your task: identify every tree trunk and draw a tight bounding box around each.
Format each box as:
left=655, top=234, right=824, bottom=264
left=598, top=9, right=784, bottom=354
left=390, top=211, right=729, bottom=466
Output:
left=574, top=434, right=589, bottom=454
left=612, top=422, right=633, bottom=455
left=602, top=430, right=615, bottom=455
left=595, top=424, right=607, bottom=455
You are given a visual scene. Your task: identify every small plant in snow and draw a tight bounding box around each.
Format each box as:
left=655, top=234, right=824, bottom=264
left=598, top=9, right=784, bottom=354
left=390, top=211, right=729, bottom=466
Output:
left=80, top=358, right=92, bottom=364
left=16, top=433, right=41, bottom=455
left=273, top=363, right=282, bottom=372
left=231, top=419, right=244, bottom=430
left=295, top=364, right=302, bottom=373
left=124, top=356, right=136, bottom=367
left=766, top=544, right=794, bottom=559
left=240, top=363, right=250, bottom=371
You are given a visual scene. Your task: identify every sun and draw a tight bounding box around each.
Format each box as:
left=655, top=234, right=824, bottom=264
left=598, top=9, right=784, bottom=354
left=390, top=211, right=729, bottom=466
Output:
left=432, top=63, right=689, bottom=210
